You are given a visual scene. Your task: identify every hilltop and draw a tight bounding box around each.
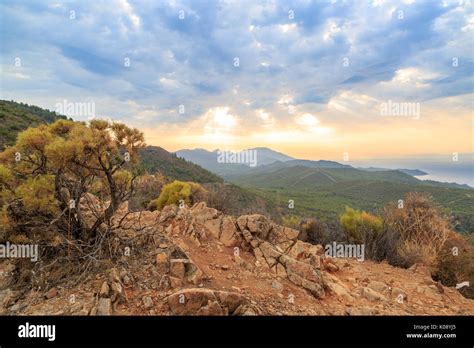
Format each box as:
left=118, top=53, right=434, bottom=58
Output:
left=0, top=201, right=472, bottom=316
left=0, top=100, right=69, bottom=150
left=139, top=146, right=223, bottom=183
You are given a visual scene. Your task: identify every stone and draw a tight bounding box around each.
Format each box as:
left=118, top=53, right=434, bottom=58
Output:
left=276, top=263, right=287, bottom=277
left=323, top=272, right=353, bottom=301
left=170, top=259, right=187, bottom=279
left=216, top=291, right=245, bottom=313
left=156, top=251, right=170, bottom=273
left=197, top=300, right=224, bottom=315
left=45, top=288, right=57, bottom=299
left=358, top=287, right=387, bottom=302
left=271, top=280, right=283, bottom=292
left=142, top=296, right=154, bottom=309
left=159, top=204, right=178, bottom=223
left=325, top=262, right=339, bottom=273
left=203, top=218, right=222, bottom=238
left=168, top=288, right=218, bottom=315
left=281, top=256, right=323, bottom=284
left=219, top=216, right=239, bottom=247
left=167, top=288, right=245, bottom=315
left=96, top=298, right=111, bottom=315
left=368, top=281, right=389, bottom=294
left=99, top=281, right=110, bottom=298
left=110, top=282, right=124, bottom=303
left=185, top=262, right=203, bottom=285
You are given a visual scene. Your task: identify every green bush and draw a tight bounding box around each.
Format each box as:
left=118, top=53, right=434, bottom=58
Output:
left=340, top=207, right=383, bottom=259
left=149, top=180, right=207, bottom=211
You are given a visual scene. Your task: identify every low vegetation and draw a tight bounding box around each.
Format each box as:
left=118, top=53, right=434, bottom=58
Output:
left=148, top=180, right=207, bottom=211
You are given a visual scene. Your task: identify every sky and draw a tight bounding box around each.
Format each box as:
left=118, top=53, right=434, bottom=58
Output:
left=0, top=0, right=473, bottom=161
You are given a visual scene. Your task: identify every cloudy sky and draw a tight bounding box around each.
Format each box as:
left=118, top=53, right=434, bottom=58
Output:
left=0, top=0, right=473, bottom=160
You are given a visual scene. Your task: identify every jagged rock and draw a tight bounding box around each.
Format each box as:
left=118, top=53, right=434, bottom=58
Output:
left=167, top=288, right=246, bottom=315
left=368, top=280, right=389, bottom=294
left=237, top=215, right=272, bottom=239
left=275, top=263, right=287, bottom=277
left=96, top=298, right=111, bottom=315
left=108, top=268, right=121, bottom=283
left=267, top=225, right=299, bottom=246
left=219, top=216, right=239, bottom=247
left=203, top=218, right=221, bottom=238
left=253, top=247, right=267, bottom=265
left=356, top=287, right=387, bottom=302
left=325, top=262, right=339, bottom=273
left=281, top=255, right=323, bottom=285
left=170, top=259, right=187, bottom=279
left=323, top=272, right=353, bottom=301
left=159, top=204, right=178, bottom=224
left=99, top=281, right=110, bottom=298
left=156, top=251, right=170, bottom=273
left=110, top=281, right=124, bottom=303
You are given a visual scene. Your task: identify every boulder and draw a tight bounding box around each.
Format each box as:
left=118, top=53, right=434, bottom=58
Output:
left=167, top=288, right=246, bottom=315
left=219, top=216, right=240, bottom=247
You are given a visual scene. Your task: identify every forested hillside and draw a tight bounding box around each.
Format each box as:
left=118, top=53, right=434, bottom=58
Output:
left=0, top=100, right=69, bottom=150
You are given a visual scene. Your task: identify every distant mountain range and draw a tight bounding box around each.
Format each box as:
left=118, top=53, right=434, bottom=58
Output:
left=176, top=147, right=473, bottom=232
left=176, top=148, right=470, bottom=190
left=2, top=100, right=472, bottom=232
left=138, top=146, right=223, bottom=183
left=359, top=167, right=428, bottom=176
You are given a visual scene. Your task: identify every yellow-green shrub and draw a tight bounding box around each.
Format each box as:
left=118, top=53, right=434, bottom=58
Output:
left=340, top=207, right=383, bottom=258
left=149, top=180, right=207, bottom=211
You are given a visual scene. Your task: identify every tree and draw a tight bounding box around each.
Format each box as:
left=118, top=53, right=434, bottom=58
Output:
left=0, top=119, right=145, bottom=246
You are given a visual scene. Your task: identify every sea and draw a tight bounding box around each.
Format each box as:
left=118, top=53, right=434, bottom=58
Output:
left=351, top=154, right=474, bottom=188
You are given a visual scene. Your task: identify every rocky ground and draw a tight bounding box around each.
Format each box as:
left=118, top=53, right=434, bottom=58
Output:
left=0, top=201, right=473, bottom=316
